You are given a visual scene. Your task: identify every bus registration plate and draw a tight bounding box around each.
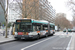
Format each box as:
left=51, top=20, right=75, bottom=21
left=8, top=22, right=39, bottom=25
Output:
left=21, top=37, right=25, bottom=39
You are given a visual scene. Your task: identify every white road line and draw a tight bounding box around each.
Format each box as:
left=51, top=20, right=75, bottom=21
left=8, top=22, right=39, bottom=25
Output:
left=66, top=35, right=73, bottom=50
left=21, top=36, right=57, bottom=50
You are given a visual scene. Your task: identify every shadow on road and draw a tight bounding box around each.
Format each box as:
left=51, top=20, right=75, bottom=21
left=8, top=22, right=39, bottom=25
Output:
left=16, top=35, right=54, bottom=42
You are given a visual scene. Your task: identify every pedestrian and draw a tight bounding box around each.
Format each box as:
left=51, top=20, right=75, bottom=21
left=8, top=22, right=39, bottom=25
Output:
left=3, top=31, right=5, bottom=36
left=66, top=29, right=68, bottom=35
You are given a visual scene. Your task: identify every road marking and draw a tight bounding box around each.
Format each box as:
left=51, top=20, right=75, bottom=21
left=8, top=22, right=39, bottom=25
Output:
left=66, top=35, right=73, bottom=50
left=21, top=36, right=57, bottom=50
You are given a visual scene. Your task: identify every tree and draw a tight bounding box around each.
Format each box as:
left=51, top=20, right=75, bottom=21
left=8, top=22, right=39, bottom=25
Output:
left=67, top=0, right=75, bottom=26
left=55, top=13, right=73, bottom=30
left=9, top=0, right=39, bottom=20
left=7, top=22, right=11, bottom=28
left=72, top=15, right=75, bottom=26
left=9, top=0, right=55, bottom=22
left=67, top=0, right=75, bottom=12
left=0, top=0, right=8, bottom=38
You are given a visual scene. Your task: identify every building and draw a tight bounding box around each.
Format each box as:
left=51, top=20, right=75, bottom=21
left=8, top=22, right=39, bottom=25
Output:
left=23, top=0, right=56, bottom=23
left=39, top=0, right=56, bottom=23
left=0, top=0, right=5, bottom=23
left=22, top=0, right=39, bottom=19
left=8, top=0, right=22, bottom=23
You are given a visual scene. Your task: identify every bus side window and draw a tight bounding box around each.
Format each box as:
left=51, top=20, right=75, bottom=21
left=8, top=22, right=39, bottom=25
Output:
left=39, top=26, right=41, bottom=31
left=33, top=26, right=36, bottom=31
left=53, top=26, right=55, bottom=30
left=43, top=25, right=48, bottom=30
left=36, top=26, right=38, bottom=31
left=37, top=26, right=41, bottom=31
left=50, top=25, right=54, bottom=30
left=50, top=26, right=52, bottom=30
left=41, top=25, right=43, bottom=30
left=33, top=26, right=38, bottom=31
left=33, top=25, right=41, bottom=31
left=33, top=25, right=42, bottom=31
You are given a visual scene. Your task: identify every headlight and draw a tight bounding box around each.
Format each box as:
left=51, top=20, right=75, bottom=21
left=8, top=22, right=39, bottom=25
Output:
left=15, top=32, right=18, bottom=35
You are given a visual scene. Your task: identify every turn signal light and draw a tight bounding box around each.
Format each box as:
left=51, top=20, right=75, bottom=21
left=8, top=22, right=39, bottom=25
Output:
left=26, top=32, right=29, bottom=35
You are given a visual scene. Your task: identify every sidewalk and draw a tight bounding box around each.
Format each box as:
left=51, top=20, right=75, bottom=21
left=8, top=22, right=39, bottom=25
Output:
left=0, top=35, right=15, bottom=44
left=66, top=33, right=75, bottom=50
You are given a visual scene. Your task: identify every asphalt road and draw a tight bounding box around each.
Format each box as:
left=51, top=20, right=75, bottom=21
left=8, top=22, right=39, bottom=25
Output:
left=0, top=32, right=72, bottom=50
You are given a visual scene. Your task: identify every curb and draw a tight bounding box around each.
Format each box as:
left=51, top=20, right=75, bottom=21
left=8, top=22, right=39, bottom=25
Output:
left=0, top=39, right=16, bottom=44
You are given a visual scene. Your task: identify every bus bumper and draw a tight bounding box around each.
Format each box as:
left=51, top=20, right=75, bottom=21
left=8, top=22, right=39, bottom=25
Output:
left=14, top=35, right=38, bottom=40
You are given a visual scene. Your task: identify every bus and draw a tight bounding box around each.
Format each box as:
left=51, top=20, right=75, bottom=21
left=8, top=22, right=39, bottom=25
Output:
left=13, top=18, right=55, bottom=40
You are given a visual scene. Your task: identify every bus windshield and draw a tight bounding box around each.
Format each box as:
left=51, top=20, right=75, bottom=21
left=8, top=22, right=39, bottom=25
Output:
left=15, top=23, right=32, bottom=32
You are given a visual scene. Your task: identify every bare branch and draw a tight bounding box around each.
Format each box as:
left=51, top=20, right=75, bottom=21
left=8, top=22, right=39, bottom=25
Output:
left=55, top=13, right=73, bottom=30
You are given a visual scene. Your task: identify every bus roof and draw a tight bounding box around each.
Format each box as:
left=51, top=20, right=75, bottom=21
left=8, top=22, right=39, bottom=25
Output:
left=31, top=20, right=48, bottom=24
left=16, top=18, right=55, bottom=25
left=50, top=23, right=55, bottom=26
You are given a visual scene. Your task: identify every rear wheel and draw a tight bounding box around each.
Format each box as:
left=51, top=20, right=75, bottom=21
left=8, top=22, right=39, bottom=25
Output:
left=51, top=34, right=53, bottom=36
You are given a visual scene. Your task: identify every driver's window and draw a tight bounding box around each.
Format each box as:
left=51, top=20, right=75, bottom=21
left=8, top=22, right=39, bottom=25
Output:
left=17, top=24, right=19, bottom=30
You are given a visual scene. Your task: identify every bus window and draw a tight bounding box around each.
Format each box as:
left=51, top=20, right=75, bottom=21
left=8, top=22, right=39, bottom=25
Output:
left=33, top=25, right=41, bottom=31
left=15, top=23, right=32, bottom=32
left=41, top=25, right=43, bottom=30
left=43, top=25, right=48, bottom=30
left=37, top=26, right=41, bottom=31
left=33, top=26, right=36, bottom=31
left=50, top=25, right=55, bottom=30
left=53, top=26, right=55, bottom=30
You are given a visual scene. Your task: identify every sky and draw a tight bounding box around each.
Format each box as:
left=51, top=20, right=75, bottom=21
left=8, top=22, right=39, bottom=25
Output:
left=48, top=0, right=73, bottom=21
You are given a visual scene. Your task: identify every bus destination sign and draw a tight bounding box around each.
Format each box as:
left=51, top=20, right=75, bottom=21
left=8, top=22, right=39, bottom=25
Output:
left=16, top=20, right=31, bottom=22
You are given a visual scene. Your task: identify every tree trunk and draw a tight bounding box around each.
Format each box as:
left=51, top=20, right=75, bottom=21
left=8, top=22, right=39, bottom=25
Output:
left=5, top=0, right=8, bottom=38
left=5, top=19, right=8, bottom=38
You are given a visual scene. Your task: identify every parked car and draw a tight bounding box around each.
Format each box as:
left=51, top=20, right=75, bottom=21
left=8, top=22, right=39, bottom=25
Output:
left=68, top=29, right=72, bottom=32
left=71, top=29, right=75, bottom=32
left=63, top=29, right=66, bottom=32
left=63, top=29, right=72, bottom=32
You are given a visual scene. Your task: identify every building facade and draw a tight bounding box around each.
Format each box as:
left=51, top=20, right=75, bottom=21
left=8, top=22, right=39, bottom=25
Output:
left=23, top=0, right=56, bottom=23
left=22, top=0, right=39, bottom=19
left=0, top=0, right=5, bottom=23
left=39, top=0, right=56, bottom=23
left=8, top=0, right=22, bottom=23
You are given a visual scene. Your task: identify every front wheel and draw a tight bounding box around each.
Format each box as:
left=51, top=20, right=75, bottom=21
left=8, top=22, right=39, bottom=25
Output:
left=45, top=33, right=48, bottom=37
left=15, top=38, right=20, bottom=40
left=37, top=35, right=40, bottom=39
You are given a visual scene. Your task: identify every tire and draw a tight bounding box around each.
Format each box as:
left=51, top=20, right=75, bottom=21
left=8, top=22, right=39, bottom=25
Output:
left=45, top=33, right=48, bottom=37
left=37, top=35, right=40, bottom=39
left=15, top=38, right=20, bottom=40
left=51, top=34, right=53, bottom=36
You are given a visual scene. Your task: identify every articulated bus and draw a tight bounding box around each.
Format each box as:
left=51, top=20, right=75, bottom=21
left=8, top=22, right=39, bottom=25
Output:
left=13, top=19, right=55, bottom=40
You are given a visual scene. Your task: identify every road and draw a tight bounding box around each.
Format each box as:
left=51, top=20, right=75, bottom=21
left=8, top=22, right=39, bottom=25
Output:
left=0, top=32, right=72, bottom=50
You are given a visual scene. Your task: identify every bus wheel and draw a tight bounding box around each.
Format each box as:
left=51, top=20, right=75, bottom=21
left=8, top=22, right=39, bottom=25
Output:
left=37, top=35, right=40, bottom=39
left=45, top=33, right=48, bottom=37
left=51, top=34, right=53, bottom=36
left=15, top=38, right=19, bottom=40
